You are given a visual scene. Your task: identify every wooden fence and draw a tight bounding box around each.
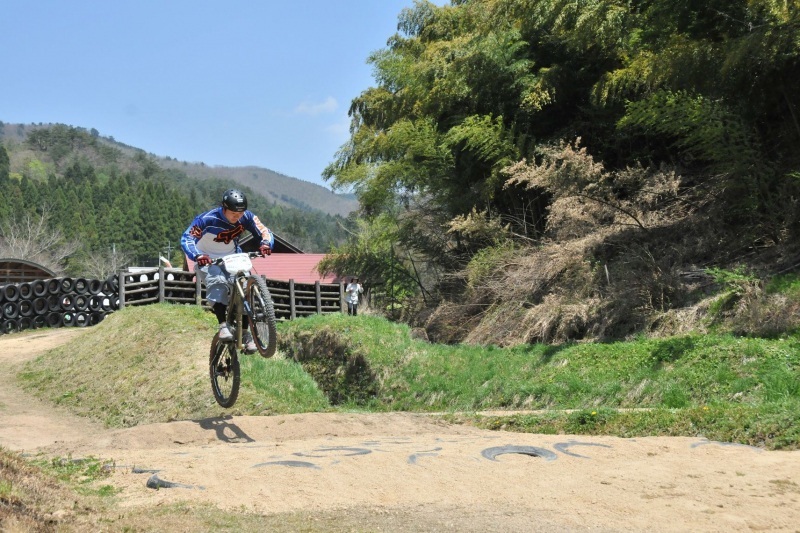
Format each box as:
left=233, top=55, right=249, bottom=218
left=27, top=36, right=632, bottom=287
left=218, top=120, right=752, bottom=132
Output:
left=118, top=266, right=345, bottom=320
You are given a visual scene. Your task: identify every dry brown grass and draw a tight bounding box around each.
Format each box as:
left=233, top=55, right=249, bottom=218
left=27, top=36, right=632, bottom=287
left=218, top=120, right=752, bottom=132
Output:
left=0, top=448, right=83, bottom=532
left=422, top=140, right=800, bottom=345
left=709, top=284, right=800, bottom=337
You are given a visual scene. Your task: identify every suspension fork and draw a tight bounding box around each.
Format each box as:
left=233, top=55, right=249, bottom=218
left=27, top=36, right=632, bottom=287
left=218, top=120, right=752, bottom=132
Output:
left=241, top=277, right=257, bottom=319
left=231, top=275, right=249, bottom=350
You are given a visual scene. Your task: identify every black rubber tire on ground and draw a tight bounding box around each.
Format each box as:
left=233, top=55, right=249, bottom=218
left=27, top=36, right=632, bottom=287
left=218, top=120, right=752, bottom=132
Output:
left=3, top=319, right=19, bottom=334
left=3, top=302, right=19, bottom=319
left=18, top=282, right=33, bottom=300
left=90, top=311, right=106, bottom=325
left=73, top=278, right=89, bottom=295
left=104, top=274, right=119, bottom=294
left=33, top=297, right=48, bottom=315
left=88, top=296, right=102, bottom=312
left=60, top=295, right=75, bottom=311
left=75, top=312, right=90, bottom=327
left=32, top=279, right=48, bottom=297
left=3, top=284, right=20, bottom=303
left=18, top=300, right=34, bottom=317
left=100, top=297, right=114, bottom=312
left=61, top=312, right=76, bottom=327
left=18, top=316, right=32, bottom=331
left=59, top=277, right=74, bottom=293
left=246, top=275, right=278, bottom=358
left=48, top=294, right=61, bottom=312
left=88, top=279, right=103, bottom=295
left=46, top=312, right=62, bottom=327
left=73, top=295, right=89, bottom=311
left=32, top=314, right=46, bottom=329
left=209, top=333, right=240, bottom=408
left=46, top=278, right=61, bottom=295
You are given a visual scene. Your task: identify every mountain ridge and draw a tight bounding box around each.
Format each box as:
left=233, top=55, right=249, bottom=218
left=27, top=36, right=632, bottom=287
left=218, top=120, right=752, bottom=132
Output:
left=156, top=157, right=358, bottom=217
left=0, top=121, right=358, bottom=217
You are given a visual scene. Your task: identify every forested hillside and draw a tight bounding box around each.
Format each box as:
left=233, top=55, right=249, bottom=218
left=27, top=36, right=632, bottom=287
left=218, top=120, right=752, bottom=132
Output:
left=321, top=0, right=800, bottom=343
left=0, top=123, right=357, bottom=218
left=0, top=123, right=351, bottom=276
left=157, top=159, right=358, bottom=217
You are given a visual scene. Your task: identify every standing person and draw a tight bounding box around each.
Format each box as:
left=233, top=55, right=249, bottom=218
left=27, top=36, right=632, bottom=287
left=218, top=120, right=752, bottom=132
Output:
left=180, top=189, right=274, bottom=353
left=345, top=277, right=363, bottom=316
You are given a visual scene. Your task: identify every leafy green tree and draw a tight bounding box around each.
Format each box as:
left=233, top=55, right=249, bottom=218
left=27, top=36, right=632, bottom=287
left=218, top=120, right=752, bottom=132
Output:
left=0, top=145, right=9, bottom=184
left=326, top=0, right=800, bottom=291
left=317, top=213, right=427, bottom=312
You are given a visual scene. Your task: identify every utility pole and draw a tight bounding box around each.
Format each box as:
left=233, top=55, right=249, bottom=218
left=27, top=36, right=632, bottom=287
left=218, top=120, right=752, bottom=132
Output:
left=163, top=240, right=174, bottom=261
left=390, top=244, right=395, bottom=317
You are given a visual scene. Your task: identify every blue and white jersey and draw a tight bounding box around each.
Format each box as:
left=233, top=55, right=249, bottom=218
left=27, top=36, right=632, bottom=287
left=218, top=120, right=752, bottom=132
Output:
left=180, top=207, right=274, bottom=260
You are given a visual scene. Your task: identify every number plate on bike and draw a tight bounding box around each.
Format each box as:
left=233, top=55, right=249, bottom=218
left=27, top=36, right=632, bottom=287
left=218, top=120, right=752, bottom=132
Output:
left=221, top=253, right=252, bottom=274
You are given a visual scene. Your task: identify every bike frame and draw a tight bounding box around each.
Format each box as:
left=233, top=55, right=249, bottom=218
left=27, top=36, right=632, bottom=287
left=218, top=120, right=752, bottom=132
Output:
left=227, top=271, right=254, bottom=351
left=206, top=251, right=277, bottom=407
left=201, top=252, right=261, bottom=351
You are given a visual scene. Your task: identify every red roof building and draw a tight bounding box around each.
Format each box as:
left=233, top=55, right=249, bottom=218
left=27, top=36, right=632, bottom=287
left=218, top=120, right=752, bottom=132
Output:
left=251, top=254, right=338, bottom=284
left=183, top=232, right=343, bottom=285
left=184, top=253, right=340, bottom=284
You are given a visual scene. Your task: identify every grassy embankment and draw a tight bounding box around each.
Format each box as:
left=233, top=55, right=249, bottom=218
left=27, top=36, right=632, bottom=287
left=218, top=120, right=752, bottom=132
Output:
left=5, top=302, right=799, bottom=529
left=15, top=302, right=800, bottom=450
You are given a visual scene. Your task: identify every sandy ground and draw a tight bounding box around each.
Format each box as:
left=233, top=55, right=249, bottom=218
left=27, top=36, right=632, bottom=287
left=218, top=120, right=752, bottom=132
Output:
left=2, top=328, right=800, bottom=532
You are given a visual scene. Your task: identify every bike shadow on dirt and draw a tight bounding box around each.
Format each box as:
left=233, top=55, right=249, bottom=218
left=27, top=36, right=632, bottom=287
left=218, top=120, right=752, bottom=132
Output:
left=195, top=415, right=255, bottom=444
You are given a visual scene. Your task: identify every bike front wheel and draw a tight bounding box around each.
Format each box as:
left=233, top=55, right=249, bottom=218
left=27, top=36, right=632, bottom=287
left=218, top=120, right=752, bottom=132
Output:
left=247, top=275, right=277, bottom=358
left=209, top=333, right=240, bottom=407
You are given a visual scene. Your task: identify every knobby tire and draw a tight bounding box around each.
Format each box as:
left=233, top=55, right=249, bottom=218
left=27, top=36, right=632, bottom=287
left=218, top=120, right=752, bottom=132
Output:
left=247, top=275, right=277, bottom=358
left=209, top=332, right=240, bottom=408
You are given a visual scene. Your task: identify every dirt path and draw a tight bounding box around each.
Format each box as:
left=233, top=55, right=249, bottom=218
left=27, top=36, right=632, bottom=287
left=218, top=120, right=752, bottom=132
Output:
left=2, top=329, right=800, bottom=532
left=0, top=328, right=106, bottom=450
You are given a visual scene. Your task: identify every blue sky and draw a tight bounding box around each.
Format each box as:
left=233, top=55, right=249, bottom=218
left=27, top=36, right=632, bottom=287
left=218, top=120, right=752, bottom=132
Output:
left=1, top=1, right=443, bottom=189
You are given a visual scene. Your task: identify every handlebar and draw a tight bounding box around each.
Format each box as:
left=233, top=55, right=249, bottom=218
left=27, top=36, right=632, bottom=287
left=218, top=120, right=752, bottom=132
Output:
left=210, top=251, right=262, bottom=266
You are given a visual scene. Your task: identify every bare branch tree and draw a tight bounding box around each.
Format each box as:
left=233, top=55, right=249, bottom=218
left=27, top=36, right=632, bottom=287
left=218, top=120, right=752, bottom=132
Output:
left=73, top=247, right=134, bottom=279
left=0, top=210, right=80, bottom=275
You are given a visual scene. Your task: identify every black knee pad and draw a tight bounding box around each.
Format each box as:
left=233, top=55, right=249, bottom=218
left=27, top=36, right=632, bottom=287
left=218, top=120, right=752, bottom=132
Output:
left=212, top=302, right=227, bottom=323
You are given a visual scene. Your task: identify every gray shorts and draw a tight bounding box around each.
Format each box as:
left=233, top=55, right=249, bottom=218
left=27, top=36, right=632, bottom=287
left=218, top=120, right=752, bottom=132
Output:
left=197, top=264, right=234, bottom=305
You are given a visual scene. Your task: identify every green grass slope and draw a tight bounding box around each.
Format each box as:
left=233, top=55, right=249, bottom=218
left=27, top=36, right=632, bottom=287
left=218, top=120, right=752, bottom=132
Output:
left=16, top=305, right=800, bottom=449
left=277, top=314, right=800, bottom=450
left=17, top=304, right=329, bottom=426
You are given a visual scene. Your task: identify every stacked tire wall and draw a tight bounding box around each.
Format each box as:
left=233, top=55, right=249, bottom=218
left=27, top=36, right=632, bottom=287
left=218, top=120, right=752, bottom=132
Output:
left=1, top=268, right=346, bottom=334
left=0, top=276, right=119, bottom=335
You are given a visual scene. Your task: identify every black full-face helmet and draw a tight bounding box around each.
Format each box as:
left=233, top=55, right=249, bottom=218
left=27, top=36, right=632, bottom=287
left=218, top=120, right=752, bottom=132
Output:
left=222, top=189, right=247, bottom=212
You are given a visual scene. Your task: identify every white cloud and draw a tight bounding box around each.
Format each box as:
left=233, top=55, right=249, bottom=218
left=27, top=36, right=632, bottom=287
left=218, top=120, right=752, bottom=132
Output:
left=294, top=96, right=338, bottom=116
left=325, top=116, right=351, bottom=142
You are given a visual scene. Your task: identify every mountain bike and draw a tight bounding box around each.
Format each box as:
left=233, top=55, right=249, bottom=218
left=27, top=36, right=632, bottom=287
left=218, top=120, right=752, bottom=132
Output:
left=207, top=252, right=277, bottom=407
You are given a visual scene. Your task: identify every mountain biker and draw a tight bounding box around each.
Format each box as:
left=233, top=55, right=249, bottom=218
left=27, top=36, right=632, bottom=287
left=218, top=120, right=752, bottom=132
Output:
left=180, top=189, right=274, bottom=353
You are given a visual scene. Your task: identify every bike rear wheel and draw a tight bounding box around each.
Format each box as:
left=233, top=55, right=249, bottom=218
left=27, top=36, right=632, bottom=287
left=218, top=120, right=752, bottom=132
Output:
left=209, top=333, right=240, bottom=407
left=247, top=275, right=277, bottom=358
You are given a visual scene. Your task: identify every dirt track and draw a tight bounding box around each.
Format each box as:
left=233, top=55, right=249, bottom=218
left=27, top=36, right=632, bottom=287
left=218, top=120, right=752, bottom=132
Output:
left=2, top=328, right=800, bottom=532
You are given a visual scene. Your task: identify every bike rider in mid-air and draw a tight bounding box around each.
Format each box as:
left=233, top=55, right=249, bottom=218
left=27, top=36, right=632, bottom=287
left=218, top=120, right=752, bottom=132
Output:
left=180, top=189, right=274, bottom=353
